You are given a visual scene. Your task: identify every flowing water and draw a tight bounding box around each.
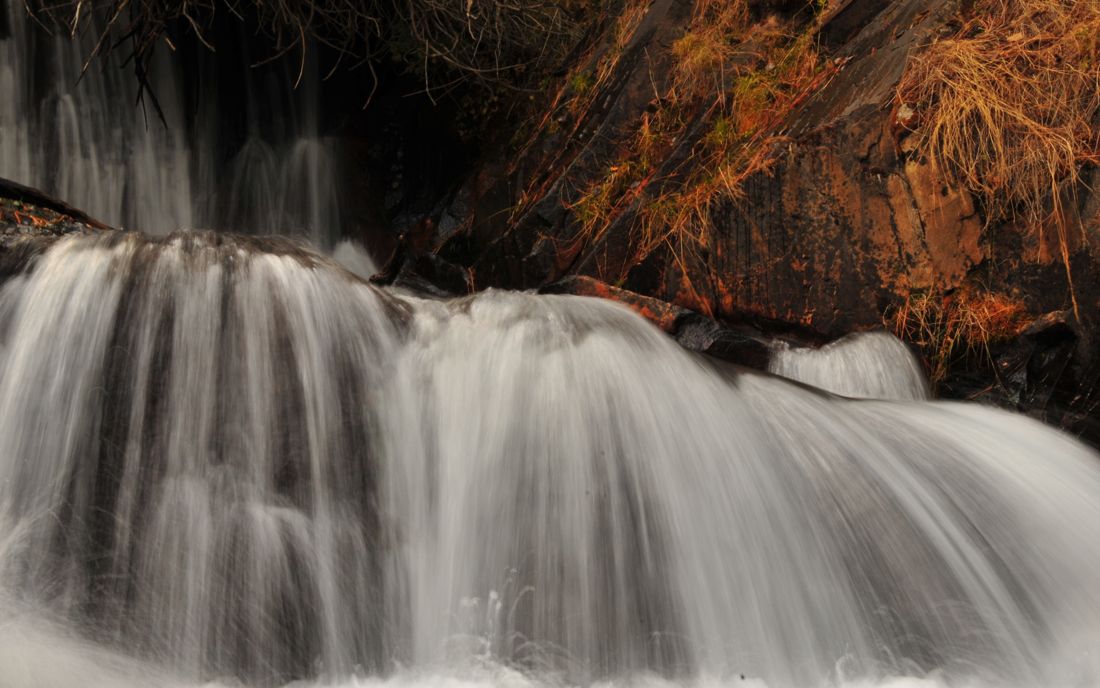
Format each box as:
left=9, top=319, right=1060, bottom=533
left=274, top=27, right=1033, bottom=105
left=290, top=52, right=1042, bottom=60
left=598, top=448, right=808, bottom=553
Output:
left=769, top=334, right=931, bottom=401
left=0, top=0, right=342, bottom=244
left=3, top=3, right=1100, bottom=686
left=0, top=232, right=1099, bottom=688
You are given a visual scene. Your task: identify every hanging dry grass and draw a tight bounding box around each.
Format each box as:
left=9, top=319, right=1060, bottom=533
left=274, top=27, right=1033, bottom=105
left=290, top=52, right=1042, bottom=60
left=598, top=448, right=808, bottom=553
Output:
left=669, top=0, right=749, bottom=100
left=566, top=7, right=836, bottom=284
left=898, top=0, right=1100, bottom=314
left=888, top=287, right=1029, bottom=385
left=565, top=0, right=649, bottom=117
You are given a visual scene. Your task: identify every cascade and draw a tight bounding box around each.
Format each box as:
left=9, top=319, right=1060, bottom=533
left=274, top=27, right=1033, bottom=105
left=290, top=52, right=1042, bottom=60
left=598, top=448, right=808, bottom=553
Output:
left=0, top=0, right=342, bottom=245
left=0, top=232, right=1098, bottom=688
left=769, top=333, right=931, bottom=401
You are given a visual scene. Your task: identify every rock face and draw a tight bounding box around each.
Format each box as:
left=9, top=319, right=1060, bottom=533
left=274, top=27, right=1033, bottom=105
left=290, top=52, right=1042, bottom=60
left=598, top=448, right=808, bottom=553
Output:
left=0, top=178, right=111, bottom=280
left=400, top=0, right=1100, bottom=439
left=426, top=0, right=1091, bottom=325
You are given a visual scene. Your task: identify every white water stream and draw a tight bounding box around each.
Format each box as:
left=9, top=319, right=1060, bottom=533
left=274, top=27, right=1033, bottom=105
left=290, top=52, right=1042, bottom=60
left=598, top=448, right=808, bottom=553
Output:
left=770, top=333, right=931, bottom=401
left=0, top=233, right=1098, bottom=688
left=0, top=0, right=341, bottom=244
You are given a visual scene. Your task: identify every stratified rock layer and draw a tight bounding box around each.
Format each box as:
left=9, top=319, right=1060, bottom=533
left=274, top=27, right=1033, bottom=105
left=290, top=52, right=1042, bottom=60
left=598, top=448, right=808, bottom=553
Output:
left=421, top=0, right=1100, bottom=438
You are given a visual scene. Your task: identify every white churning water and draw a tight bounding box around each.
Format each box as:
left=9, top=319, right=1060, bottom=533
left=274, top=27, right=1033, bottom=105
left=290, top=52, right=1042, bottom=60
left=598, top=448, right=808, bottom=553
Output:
left=0, top=233, right=1099, bottom=688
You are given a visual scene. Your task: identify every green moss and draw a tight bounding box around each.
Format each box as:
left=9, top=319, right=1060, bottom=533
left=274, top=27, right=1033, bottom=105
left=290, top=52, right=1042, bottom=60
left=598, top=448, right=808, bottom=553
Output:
left=570, top=70, right=595, bottom=95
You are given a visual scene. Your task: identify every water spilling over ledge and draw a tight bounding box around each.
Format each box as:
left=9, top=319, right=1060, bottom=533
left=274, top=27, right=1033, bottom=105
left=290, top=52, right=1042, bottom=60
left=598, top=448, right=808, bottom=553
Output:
left=0, top=1, right=342, bottom=243
left=0, top=232, right=1098, bottom=688
left=769, top=333, right=931, bottom=401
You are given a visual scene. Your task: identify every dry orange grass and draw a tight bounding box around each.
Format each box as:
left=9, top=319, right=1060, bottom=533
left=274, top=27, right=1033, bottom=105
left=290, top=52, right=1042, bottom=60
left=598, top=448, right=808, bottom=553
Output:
left=568, top=3, right=837, bottom=283
left=888, top=288, right=1029, bottom=384
left=898, top=0, right=1100, bottom=314
left=568, top=0, right=650, bottom=116
left=634, top=26, right=830, bottom=260
left=670, top=0, right=750, bottom=100
left=510, top=0, right=650, bottom=215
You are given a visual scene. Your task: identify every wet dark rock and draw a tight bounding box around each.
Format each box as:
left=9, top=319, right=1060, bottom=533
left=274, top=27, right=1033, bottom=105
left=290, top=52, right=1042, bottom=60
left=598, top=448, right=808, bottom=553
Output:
left=0, top=177, right=112, bottom=230
left=542, top=276, right=772, bottom=369
left=393, top=254, right=474, bottom=297
left=0, top=177, right=113, bottom=281
left=940, top=312, right=1100, bottom=446
left=672, top=314, right=773, bottom=370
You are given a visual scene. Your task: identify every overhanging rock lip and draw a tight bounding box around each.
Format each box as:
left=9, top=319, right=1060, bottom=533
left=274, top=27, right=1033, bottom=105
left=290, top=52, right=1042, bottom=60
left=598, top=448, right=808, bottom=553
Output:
left=0, top=176, right=115, bottom=232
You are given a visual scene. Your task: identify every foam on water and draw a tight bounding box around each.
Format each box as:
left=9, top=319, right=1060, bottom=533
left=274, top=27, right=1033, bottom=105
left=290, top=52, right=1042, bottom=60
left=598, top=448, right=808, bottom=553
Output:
left=0, top=618, right=1088, bottom=688
left=0, top=234, right=1099, bottom=688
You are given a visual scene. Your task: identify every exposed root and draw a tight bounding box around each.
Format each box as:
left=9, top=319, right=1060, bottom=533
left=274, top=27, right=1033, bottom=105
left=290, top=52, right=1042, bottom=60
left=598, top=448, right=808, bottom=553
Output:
left=29, top=0, right=584, bottom=101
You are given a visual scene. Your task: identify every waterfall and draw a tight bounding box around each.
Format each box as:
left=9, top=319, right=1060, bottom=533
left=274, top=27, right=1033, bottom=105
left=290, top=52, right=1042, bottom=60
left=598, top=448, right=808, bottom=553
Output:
left=332, top=239, right=380, bottom=279
left=1, top=232, right=1099, bottom=688
left=769, top=333, right=931, bottom=401
left=0, top=0, right=342, bottom=245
